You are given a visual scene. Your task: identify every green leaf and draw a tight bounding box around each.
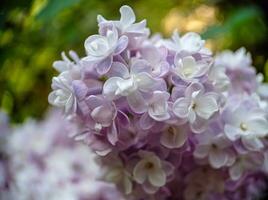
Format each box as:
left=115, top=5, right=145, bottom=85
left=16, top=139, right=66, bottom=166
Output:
left=36, top=0, right=81, bottom=22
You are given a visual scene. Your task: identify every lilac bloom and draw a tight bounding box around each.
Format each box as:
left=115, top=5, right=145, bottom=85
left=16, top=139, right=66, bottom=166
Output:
left=97, top=5, right=149, bottom=37
left=133, top=151, right=173, bottom=194
left=215, top=47, right=252, bottom=70
left=103, top=60, right=160, bottom=114
left=83, top=27, right=128, bottom=75
left=139, top=45, right=170, bottom=77
left=53, top=50, right=81, bottom=80
left=160, top=125, right=188, bottom=149
left=173, top=82, right=219, bottom=133
left=224, top=103, right=268, bottom=151
left=173, top=55, right=211, bottom=82
left=194, top=132, right=234, bottom=169
left=85, top=95, right=129, bottom=145
left=48, top=72, right=77, bottom=114
left=164, top=30, right=211, bottom=55
left=139, top=91, right=170, bottom=130
left=229, top=152, right=264, bottom=181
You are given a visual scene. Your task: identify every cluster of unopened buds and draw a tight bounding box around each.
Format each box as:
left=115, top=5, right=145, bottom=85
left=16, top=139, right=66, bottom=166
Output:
left=48, top=5, right=268, bottom=200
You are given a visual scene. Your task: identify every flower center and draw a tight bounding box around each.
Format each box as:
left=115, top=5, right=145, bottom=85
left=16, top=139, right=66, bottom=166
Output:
left=145, top=162, right=154, bottom=169
left=240, top=123, right=247, bottom=131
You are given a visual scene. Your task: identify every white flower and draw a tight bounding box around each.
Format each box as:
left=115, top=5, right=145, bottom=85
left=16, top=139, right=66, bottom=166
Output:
left=173, top=83, right=219, bottom=133
left=97, top=5, right=149, bottom=37
left=105, top=159, right=133, bottom=195
left=84, top=27, right=128, bottom=74
left=194, top=132, right=234, bottom=168
left=133, top=151, right=168, bottom=193
left=53, top=51, right=81, bottom=80
left=48, top=72, right=76, bottom=113
left=147, top=91, right=170, bottom=121
left=173, top=56, right=210, bottom=81
left=224, top=104, right=268, bottom=151
left=103, top=60, right=158, bottom=113
left=208, top=64, right=230, bottom=92
left=164, top=30, right=211, bottom=54
left=229, top=152, right=264, bottom=180
left=160, top=125, right=188, bottom=149
left=215, top=47, right=252, bottom=69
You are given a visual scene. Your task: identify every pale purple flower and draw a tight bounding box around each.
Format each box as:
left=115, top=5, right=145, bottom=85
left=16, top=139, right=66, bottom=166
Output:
left=48, top=72, right=77, bottom=114
left=83, top=27, right=128, bottom=75
left=160, top=125, right=188, bottom=149
left=133, top=150, right=173, bottom=194
left=223, top=102, right=268, bottom=151
left=215, top=47, right=252, bottom=70
left=229, top=152, right=264, bottom=181
left=208, top=64, right=230, bottom=92
left=53, top=51, right=81, bottom=80
left=194, top=131, right=234, bottom=169
left=103, top=59, right=161, bottom=113
left=139, top=91, right=170, bottom=130
left=173, top=55, right=211, bottom=82
left=97, top=5, right=149, bottom=38
left=139, top=45, right=170, bottom=77
left=173, top=82, right=219, bottom=133
left=164, top=30, right=211, bottom=55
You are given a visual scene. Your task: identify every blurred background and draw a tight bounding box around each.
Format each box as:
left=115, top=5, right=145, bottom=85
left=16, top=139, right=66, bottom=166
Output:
left=1, top=0, right=268, bottom=123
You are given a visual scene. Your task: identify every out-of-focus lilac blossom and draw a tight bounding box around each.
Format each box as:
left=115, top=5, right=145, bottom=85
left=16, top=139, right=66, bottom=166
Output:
left=3, top=110, right=124, bottom=200
left=164, top=30, right=211, bottom=55
left=223, top=102, right=268, bottom=151
left=228, top=152, right=264, bottom=181
left=194, top=131, right=234, bottom=169
left=215, top=47, right=252, bottom=70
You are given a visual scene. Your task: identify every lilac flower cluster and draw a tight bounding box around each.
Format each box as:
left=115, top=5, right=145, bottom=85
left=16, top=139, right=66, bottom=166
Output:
left=1, top=111, right=124, bottom=200
left=48, top=5, right=268, bottom=199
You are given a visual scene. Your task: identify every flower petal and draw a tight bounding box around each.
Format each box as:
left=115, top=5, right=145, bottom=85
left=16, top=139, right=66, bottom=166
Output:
left=193, top=145, right=210, bottom=159
left=103, top=77, right=123, bottom=99
left=195, top=94, right=218, bottom=119
left=120, top=5, right=135, bottom=26
left=148, top=169, right=166, bottom=187
left=173, top=97, right=191, bottom=118
left=160, top=126, right=188, bottom=149
left=127, top=91, right=147, bottom=114
left=209, top=150, right=228, bottom=168
left=114, top=35, right=128, bottom=55
left=96, top=55, right=113, bottom=75
left=133, top=160, right=147, bottom=184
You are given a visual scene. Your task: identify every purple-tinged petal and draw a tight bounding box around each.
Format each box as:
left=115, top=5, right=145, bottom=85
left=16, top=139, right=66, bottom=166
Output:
left=72, top=80, right=88, bottom=101
left=107, top=122, right=118, bottom=145
left=127, top=91, right=147, bottom=114
left=114, top=36, right=128, bottom=55
left=173, top=97, right=191, bottom=118
left=107, top=62, right=129, bottom=78
left=96, top=55, right=113, bottom=75
left=140, top=113, right=155, bottom=130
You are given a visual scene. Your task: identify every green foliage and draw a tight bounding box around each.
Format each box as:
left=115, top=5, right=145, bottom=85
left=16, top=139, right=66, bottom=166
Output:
left=37, top=0, right=81, bottom=22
